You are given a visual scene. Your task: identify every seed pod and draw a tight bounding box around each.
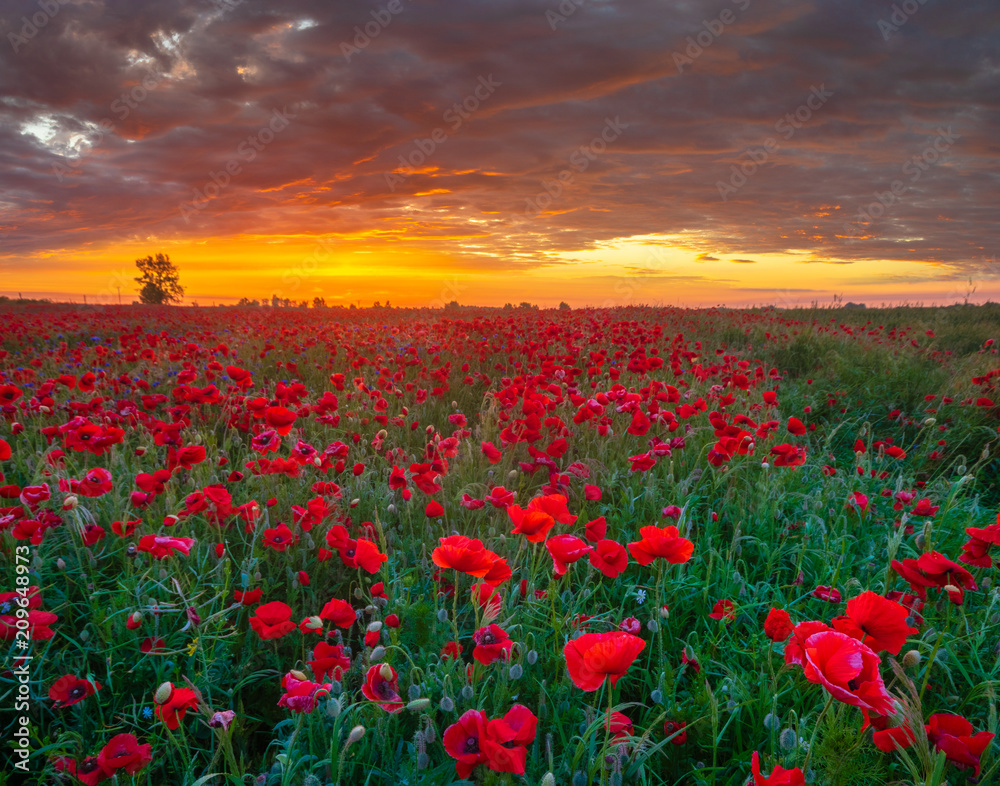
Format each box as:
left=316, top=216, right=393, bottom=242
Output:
left=779, top=728, right=798, bottom=750
left=154, top=682, right=174, bottom=705
left=461, top=685, right=474, bottom=700
left=440, top=696, right=455, bottom=712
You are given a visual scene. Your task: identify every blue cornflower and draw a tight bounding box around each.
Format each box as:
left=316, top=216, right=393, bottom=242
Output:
left=141, top=706, right=154, bottom=719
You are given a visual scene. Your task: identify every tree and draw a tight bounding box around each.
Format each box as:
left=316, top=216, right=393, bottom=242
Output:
left=135, top=254, right=184, bottom=304
left=312, top=296, right=327, bottom=308
left=559, top=301, right=571, bottom=311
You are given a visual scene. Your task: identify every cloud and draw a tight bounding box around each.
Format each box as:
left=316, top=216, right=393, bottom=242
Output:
left=0, top=0, right=997, bottom=298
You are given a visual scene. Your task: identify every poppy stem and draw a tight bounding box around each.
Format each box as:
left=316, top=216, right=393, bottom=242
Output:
left=802, top=692, right=833, bottom=775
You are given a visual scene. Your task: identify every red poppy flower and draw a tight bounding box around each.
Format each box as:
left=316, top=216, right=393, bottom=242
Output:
left=830, top=591, right=917, bottom=655
left=308, top=642, right=351, bottom=681
left=441, top=641, right=463, bottom=660
left=54, top=756, right=108, bottom=785
left=49, top=674, right=101, bottom=708
left=96, top=733, right=153, bottom=777
left=545, top=534, right=593, bottom=576
left=425, top=500, right=445, bottom=517
left=925, top=713, right=995, bottom=777
left=443, top=708, right=489, bottom=778
left=481, top=441, right=503, bottom=464
left=588, top=539, right=628, bottom=578
left=137, top=534, right=195, bottom=559
left=584, top=484, right=602, bottom=501
left=264, top=406, right=297, bottom=435
left=764, top=608, right=794, bottom=642
left=708, top=599, right=736, bottom=622
left=249, top=601, right=297, bottom=640
left=507, top=506, right=556, bottom=543
left=891, top=551, right=978, bottom=604
left=811, top=585, right=841, bottom=602
left=481, top=704, right=538, bottom=775
left=319, top=598, right=356, bottom=629
left=154, top=685, right=199, bottom=730
left=0, top=439, right=10, bottom=462
left=432, top=535, right=498, bottom=577
left=472, top=624, right=513, bottom=665
left=960, top=521, right=1000, bottom=568
left=664, top=719, right=687, bottom=745
left=361, top=664, right=403, bottom=713
left=627, top=525, right=694, bottom=566
left=262, top=523, right=297, bottom=551
left=278, top=672, right=333, bottom=713
left=564, top=631, right=646, bottom=691
left=584, top=516, right=607, bottom=542
left=801, top=630, right=894, bottom=716
left=606, top=711, right=633, bottom=741
left=234, top=588, right=262, bottom=606
left=750, top=751, right=804, bottom=785
left=140, top=637, right=166, bottom=654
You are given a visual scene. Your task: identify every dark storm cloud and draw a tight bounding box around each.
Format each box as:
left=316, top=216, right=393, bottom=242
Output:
left=0, top=0, right=997, bottom=272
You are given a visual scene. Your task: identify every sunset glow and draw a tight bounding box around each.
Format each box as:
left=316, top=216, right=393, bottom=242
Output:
left=1, top=0, right=997, bottom=306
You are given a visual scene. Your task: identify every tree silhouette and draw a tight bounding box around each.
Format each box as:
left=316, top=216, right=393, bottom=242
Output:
left=135, top=254, right=184, bottom=304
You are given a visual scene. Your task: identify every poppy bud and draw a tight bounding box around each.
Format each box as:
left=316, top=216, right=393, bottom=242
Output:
left=350, top=498, right=360, bottom=507
left=651, top=689, right=663, bottom=704
left=56, top=558, right=66, bottom=570
left=63, top=495, right=78, bottom=510
left=902, top=650, right=921, bottom=669
left=779, top=728, right=798, bottom=750
left=347, top=725, right=366, bottom=744
left=437, top=609, right=448, bottom=622
left=378, top=663, right=394, bottom=681
left=326, top=697, right=341, bottom=717
left=154, top=681, right=175, bottom=705
left=440, top=696, right=455, bottom=712
left=302, top=616, right=323, bottom=631
left=406, top=698, right=431, bottom=712
left=387, top=504, right=396, bottom=515
left=164, top=514, right=179, bottom=526
left=509, top=664, right=523, bottom=680
left=80, top=630, right=90, bottom=642
left=542, top=774, right=556, bottom=786
left=660, top=603, right=670, bottom=619
left=526, top=650, right=538, bottom=665
left=370, top=645, right=386, bottom=661
left=507, top=470, right=518, bottom=480
left=290, top=669, right=308, bottom=681
left=408, top=684, right=421, bottom=700
left=135, top=446, right=147, bottom=456
left=366, top=621, right=383, bottom=633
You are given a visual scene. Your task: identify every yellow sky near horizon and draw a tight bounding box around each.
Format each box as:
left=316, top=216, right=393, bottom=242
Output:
left=1, top=233, right=995, bottom=308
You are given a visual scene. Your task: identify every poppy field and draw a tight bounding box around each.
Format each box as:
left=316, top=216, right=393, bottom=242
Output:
left=2, top=302, right=1000, bottom=786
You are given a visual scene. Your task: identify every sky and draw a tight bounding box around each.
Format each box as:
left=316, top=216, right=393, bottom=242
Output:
left=1, top=0, right=998, bottom=308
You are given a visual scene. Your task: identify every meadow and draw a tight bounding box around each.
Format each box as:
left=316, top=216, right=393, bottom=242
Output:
left=1, top=302, right=998, bottom=786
